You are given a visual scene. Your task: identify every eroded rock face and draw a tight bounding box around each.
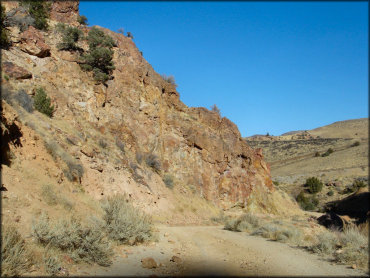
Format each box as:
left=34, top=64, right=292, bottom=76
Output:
left=0, top=2, right=273, bottom=208
left=50, top=1, right=79, bottom=24
left=19, top=26, right=50, bottom=58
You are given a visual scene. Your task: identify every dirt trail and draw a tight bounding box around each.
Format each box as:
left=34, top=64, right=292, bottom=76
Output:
left=78, top=225, right=367, bottom=277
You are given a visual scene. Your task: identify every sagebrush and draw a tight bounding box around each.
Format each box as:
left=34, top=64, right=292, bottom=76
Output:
left=101, top=194, right=153, bottom=245
left=1, top=226, right=32, bottom=277
left=32, top=213, right=112, bottom=266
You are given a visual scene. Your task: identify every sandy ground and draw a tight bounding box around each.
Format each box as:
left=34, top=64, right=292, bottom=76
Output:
left=76, top=225, right=367, bottom=277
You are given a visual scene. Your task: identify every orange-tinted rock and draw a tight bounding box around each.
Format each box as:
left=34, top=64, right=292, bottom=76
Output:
left=19, top=26, right=50, bottom=58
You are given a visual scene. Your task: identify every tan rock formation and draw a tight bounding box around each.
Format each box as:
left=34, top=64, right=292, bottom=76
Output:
left=1, top=0, right=273, bottom=210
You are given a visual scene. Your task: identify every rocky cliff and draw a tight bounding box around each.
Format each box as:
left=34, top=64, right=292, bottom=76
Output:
left=1, top=1, right=273, bottom=215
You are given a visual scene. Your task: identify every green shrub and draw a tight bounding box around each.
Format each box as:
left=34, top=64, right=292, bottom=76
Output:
left=145, top=153, right=161, bottom=172
left=32, top=213, right=112, bottom=266
left=56, top=23, right=83, bottom=51
left=101, top=194, right=153, bottom=245
left=273, top=180, right=279, bottom=186
left=327, top=190, right=334, bottom=196
left=163, top=174, right=174, bottom=189
left=1, top=5, right=10, bottom=49
left=80, top=27, right=116, bottom=83
left=353, top=179, right=367, bottom=189
left=20, top=0, right=50, bottom=30
left=127, top=31, right=133, bottom=39
left=77, top=15, right=88, bottom=25
left=351, top=141, right=360, bottom=147
left=1, top=226, right=32, bottom=277
left=33, top=88, right=54, bottom=117
left=296, top=191, right=319, bottom=211
left=321, top=148, right=334, bottom=157
left=306, top=177, right=323, bottom=194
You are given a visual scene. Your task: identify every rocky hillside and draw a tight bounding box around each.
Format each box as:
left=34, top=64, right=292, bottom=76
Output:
left=245, top=119, right=368, bottom=211
left=1, top=0, right=278, bottom=226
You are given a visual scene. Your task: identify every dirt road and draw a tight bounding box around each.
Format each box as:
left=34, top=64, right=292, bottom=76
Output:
left=78, top=225, right=367, bottom=276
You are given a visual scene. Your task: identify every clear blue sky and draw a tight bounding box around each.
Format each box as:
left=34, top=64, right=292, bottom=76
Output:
left=79, top=1, right=368, bottom=137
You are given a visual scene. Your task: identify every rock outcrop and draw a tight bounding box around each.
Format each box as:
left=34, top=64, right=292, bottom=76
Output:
left=19, top=26, right=50, bottom=58
left=3, top=61, right=32, bottom=80
left=1, top=0, right=273, bottom=209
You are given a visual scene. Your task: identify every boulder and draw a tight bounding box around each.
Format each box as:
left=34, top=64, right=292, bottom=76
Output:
left=2, top=62, right=32, bottom=80
left=141, top=257, right=157, bottom=269
left=19, top=26, right=50, bottom=58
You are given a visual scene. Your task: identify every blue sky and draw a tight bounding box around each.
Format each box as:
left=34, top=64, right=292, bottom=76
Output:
left=79, top=1, right=368, bottom=137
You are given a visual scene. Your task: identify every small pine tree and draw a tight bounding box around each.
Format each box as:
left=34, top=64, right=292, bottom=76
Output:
left=306, top=177, right=323, bottom=194
left=80, top=27, right=116, bottom=83
left=33, top=88, right=54, bottom=117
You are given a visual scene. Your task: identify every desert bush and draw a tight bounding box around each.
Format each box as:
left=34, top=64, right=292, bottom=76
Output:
left=101, top=194, right=153, bottom=245
left=32, top=213, right=112, bottom=266
left=314, top=151, right=320, bottom=157
left=1, top=226, right=32, bottom=277
left=99, top=138, right=108, bottom=149
left=43, top=251, right=61, bottom=276
left=3, top=74, right=9, bottom=81
left=335, top=225, right=369, bottom=268
left=2, top=89, right=34, bottom=113
left=296, top=191, right=319, bottom=211
left=351, top=141, right=360, bottom=147
left=163, top=174, right=174, bottom=189
left=20, top=0, right=50, bottom=30
left=80, top=27, right=116, bottom=83
left=126, top=31, right=133, bottom=39
left=145, top=153, right=161, bottom=172
left=77, top=15, right=88, bottom=25
left=41, top=184, right=58, bottom=206
left=327, top=190, right=334, bottom=196
left=210, top=104, right=221, bottom=116
left=321, top=148, right=334, bottom=157
left=161, top=74, right=176, bottom=86
left=65, top=161, right=84, bottom=182
left=310, top=231, right=339, bottom=255
left=224, top=213, right=261, bottom=232
left=56, top=23, right=83, bottom=51
left=33, top=88, right=54, bottom=117
left=306, top=177, right=323, bottom=194
left=273, top=180, right=279, bottom=186
left=353, top=179, right=367, bottom=189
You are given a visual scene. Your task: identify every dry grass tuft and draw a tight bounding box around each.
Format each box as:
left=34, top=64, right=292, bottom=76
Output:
left=101, top=194, right=153, bottom=245
left=1, top=226, right=33, bottom=277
